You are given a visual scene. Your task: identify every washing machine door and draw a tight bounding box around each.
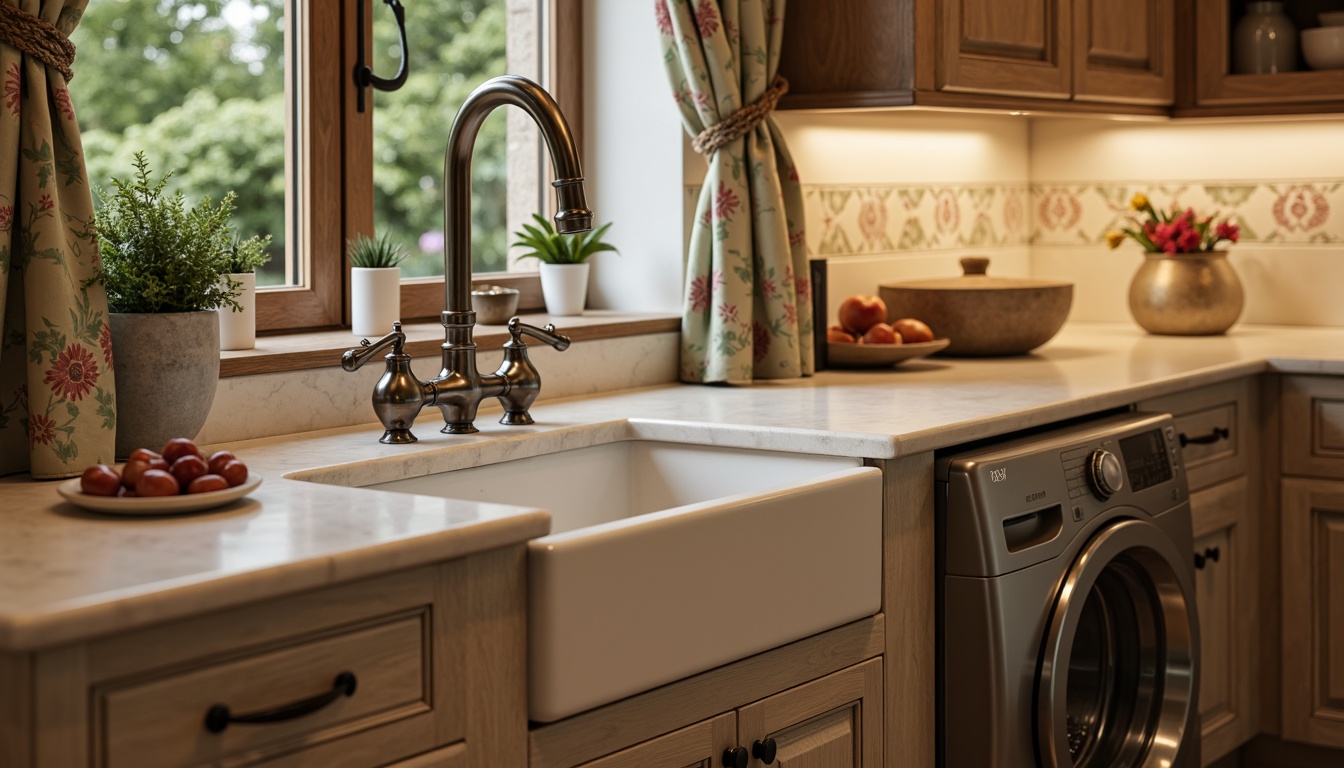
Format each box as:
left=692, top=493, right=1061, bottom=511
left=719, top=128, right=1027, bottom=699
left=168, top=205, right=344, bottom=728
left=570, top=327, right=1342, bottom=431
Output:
left=1037, top=518, right=1198, bottom=768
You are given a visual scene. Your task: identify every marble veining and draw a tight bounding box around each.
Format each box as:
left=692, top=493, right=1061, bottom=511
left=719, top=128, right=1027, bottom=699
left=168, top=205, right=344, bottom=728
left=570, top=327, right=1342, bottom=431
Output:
left=8, top=322, right=1344, bottom=651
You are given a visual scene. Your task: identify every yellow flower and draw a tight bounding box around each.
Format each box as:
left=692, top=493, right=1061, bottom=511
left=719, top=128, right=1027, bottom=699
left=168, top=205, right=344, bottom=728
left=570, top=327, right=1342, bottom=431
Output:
left=1105, top=231, right=1126, bottom=249
left=1130, top=193, right=1150, bottom=212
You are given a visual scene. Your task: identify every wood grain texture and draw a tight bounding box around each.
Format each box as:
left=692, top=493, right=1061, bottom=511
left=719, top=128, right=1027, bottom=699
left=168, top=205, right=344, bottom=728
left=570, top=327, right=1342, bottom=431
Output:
left=0, top=651, right=33, bottom=767
left=383, top=741, right=469, bottom=768
left=460, top=545, right=529, bottom=768
left=937, top=0, right=1072, bottom=98
left=528, top=616, right=884, bottom=768
left=737, top=658, right=883, bottom=767
left=1259, top=374, right=1284, bottom=739
left=1241, top=734, right=1344, bottom=767
left=876, top=453, right=935, bottom=768
left=1283, top=376, right=1344, bottom=480
left=574, top=713, right=735, bottom=768
left=1139, top=377, right=1251, bottom=493
left=32, top=645, right=86, bottom=767
left=778, top=0, right=915, bottom=108
left=1073, top=0, right=1173, bottom=105
left=1281, top=478, right=1344, bottom=748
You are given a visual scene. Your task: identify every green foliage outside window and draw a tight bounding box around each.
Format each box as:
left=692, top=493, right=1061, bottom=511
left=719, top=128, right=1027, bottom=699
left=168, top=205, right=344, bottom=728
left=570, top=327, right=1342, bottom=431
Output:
left=71, top=0, right=508, bottom=286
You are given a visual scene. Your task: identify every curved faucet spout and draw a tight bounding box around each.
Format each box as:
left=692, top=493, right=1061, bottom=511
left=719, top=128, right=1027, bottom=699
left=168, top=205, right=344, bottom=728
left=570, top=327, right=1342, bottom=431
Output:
left=442, top=75, right=592, bottom=314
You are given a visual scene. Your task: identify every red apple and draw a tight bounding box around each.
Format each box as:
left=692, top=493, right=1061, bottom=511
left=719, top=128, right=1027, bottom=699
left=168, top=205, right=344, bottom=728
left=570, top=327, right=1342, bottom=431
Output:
left=827, top=325, right=856, bottom=344
left=837, top=295, right=888, bottom=335
left=862, top=323, right=903, bottom=345
left=891, top=318, right=934, bottom=344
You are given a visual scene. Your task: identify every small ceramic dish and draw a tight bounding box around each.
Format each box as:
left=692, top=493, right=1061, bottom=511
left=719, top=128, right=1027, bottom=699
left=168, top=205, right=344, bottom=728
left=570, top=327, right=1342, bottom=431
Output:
left=1303, top=26, right=1344, bottom=70
left=57, top=475, right=262, bottom=516
left=827, top=338, right=950, bottom=369
left=471, top=285, right=521, bottom=325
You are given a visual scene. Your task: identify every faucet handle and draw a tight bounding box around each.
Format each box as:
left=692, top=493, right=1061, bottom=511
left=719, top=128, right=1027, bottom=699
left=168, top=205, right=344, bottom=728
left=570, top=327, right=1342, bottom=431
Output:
left=507, top=317, right=571, bottom=351
left=342, top=323, right=407, bottom=371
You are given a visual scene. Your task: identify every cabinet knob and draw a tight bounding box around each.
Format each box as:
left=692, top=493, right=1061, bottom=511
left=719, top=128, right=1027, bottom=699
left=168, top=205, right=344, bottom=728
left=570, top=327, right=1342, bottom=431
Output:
left=1193, top=546, right=1221, bottom=570
left=723, top=746, right=749, bottom=768
left=753, top=737, right=779, bottom=764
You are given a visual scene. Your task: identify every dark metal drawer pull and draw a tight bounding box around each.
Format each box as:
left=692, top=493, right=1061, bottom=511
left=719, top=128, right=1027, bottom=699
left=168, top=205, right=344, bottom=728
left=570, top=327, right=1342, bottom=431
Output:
left=204, top=671, right=357, bottom=733
left=1194, top=546, right=1221, bottom=570
left=1179, top=426, right=1230, bottom=447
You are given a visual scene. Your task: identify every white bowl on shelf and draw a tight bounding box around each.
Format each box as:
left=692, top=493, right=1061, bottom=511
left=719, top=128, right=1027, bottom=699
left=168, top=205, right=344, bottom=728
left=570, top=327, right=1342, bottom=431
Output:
left=1302, top=26, right=1344, bottom=70
left=1319, top=11, right=1344, bottom=27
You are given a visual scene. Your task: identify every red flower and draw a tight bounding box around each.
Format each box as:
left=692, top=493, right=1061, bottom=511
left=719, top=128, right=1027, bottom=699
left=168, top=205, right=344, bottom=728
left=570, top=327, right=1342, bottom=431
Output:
left=689, top=273, right=712, bottom=312
left=718, top=302, right=738, bottom=324
left=761, top=276, right=778, bottom=298
left=693, top=0, right=719, bottom=38
left=3, top=62, right=18, bottom=116
left=752, top=322, right=770, bottom=363
left=98, top=322, right=114, bottom=368
left=0, top=205, right=12, bottom=232
left=1215, top=222, right=1240, bottom=243
left=783, top=303, right=797, bottom=326
left=44, top=344, right=99, bottom=402
left=53, top=88, right=74, bottom=121
left=28, top=413, right=56, bottom=447
left=793, top=274, right=810, bottom=304
left=654, top=0, right=674, bottom=36
left=713, top=181, right=740, bottom=221
left=39, top=193, right=53, bottom=211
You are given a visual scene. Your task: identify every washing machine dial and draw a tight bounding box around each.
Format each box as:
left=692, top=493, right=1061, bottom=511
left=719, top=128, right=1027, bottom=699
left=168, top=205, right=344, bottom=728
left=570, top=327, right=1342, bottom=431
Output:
left=1089, top=449, right=1124, bottom=499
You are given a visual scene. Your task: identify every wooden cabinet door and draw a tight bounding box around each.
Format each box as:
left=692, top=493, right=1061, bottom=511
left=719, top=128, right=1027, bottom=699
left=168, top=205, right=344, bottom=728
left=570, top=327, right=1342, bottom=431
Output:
left=736, top=658, right=883, bottom=767
left=933, top=0, right=1072, bottom=98
left=575, top=714, right=736, bottom=768
left=1281, top=478, right=1344, bottom=749
left=1073, top=0, right=1173, bottom=104
left=1190, top=476, right=1258, bottom=764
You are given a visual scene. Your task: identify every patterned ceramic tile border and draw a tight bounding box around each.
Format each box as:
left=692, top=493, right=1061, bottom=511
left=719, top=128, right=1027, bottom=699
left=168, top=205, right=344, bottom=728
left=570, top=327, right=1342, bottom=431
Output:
left=1031, top=180, right=1344, bottom=248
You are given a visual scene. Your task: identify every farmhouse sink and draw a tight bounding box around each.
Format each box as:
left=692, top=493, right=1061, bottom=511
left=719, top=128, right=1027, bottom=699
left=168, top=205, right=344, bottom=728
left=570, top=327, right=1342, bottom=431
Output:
left=302, top=439, right=883, bottom=722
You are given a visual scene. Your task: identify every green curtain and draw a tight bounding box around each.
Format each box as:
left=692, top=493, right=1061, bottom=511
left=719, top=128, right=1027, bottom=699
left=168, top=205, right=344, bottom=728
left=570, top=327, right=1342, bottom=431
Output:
left=656, top=0, right=813, bottom=384
left=0, top=0, right=115, bottom=478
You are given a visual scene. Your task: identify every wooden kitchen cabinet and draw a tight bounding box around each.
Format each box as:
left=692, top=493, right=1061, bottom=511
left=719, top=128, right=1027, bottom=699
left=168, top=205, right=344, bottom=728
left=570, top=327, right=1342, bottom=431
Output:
left=0, top=548, right=527, bottom=768
left=1278, top=375, right=1344, bottom=749
left=1183, top=0, right=1344, bottom=116
left=1139, top=378, right=1259, bottom=764
left=778, top=0, right=1172, bottom=113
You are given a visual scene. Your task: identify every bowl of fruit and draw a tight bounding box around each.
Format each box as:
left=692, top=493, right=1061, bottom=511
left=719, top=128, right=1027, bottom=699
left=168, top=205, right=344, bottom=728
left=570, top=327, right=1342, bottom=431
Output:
left=826, top=294, right=949, bottom=369
left=58, top=438, right=260, bottom=515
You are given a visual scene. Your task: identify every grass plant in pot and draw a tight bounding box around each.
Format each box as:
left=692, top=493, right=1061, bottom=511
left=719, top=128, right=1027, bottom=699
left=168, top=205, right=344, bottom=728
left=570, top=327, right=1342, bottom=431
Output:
left=512, top=214, right=617, bottom=316
left=348, top=233, right=407, bottom=337
left=91, top=153, right=244, bottom=458
left=218, top=234, right=271, bottom=351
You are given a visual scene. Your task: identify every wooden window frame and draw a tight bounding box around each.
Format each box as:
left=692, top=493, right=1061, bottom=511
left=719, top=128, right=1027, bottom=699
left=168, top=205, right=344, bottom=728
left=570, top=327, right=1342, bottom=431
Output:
left=257, top=0, right=583, bottom=334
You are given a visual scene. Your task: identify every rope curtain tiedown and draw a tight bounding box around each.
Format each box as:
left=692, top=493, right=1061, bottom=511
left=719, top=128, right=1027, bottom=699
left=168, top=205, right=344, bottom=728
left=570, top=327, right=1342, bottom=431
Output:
left=691, top=74, right=788, bottom=156
left=0, top=4, right=74, bottom=80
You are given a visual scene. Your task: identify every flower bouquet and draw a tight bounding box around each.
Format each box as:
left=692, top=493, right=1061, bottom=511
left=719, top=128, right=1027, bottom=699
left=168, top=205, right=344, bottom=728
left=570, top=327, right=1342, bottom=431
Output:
left=1106, top=193, right=1240, bottom=254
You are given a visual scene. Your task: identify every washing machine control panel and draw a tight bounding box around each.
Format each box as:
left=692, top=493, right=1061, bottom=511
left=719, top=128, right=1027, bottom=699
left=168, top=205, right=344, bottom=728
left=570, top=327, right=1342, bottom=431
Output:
left=1088, top=449, right=1125, bottom=499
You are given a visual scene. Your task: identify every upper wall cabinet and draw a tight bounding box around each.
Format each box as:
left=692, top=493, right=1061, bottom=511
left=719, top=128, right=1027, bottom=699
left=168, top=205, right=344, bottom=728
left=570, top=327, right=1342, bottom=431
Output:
left=778, top=0, right=1173, bottom=114
left=1182, top=0, right=1344, bottom=116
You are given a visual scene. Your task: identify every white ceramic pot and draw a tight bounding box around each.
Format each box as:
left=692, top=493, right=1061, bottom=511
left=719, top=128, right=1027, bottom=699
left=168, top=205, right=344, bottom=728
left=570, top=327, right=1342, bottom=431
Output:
left=539, top=262, right=590, bottom=316
left=110, top=311, right=220, bottom=459
left=351, top=267, right=401, bottom=336
left=218, top=272, right=256, bottom=350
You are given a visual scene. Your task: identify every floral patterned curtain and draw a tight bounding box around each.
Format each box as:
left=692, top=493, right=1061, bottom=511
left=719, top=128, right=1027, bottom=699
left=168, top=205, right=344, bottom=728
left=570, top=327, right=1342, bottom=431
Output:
left=0, top=0, right=115, bottom=478
left=656, top=0, right=812, bottom=384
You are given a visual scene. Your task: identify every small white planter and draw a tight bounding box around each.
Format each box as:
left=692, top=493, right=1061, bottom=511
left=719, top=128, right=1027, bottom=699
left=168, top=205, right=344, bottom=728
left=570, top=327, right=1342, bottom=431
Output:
left=352, top=266, right=401, bottom=336
left=540, top=262, right=590, bottom=316
left=218, top=272, right=256, bottom=350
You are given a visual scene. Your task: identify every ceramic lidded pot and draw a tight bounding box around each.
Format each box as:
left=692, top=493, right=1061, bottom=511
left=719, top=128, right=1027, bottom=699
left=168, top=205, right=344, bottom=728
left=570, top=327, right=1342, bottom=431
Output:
left=879, top=257, right=1073, bottom=356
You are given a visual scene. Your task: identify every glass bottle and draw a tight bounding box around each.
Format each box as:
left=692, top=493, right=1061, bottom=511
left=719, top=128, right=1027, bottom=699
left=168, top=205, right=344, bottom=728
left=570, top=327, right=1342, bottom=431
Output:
left=1234, top=1, right=1299, bottom=74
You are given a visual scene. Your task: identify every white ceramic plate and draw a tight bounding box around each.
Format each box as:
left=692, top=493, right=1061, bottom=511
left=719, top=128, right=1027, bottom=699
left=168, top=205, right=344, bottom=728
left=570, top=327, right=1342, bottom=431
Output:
left=57, top=475, right=262, bottom=516
left=827, top=338, right=951, bottom=369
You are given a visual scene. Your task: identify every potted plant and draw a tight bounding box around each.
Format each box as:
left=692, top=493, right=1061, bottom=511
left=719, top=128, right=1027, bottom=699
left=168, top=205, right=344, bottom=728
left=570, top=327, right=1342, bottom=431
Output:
left=512, top=214, right=617, bottom=316
left=218, top=234, right=271, bottom=351
left=347, top=232, right=407, bottom=336
left=1106, top=193, right=1244, bottom=336
left=91, top=152, right=244, bottom=458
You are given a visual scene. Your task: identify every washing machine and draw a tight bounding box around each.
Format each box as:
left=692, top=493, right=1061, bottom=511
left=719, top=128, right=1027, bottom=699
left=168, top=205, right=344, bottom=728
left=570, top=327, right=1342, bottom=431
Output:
left=937, top=411, right=1200, bottom=768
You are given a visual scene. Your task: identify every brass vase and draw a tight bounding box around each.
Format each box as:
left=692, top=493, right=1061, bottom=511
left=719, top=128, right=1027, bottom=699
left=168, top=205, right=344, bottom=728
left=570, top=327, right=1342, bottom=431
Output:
left=1128, top=251, right=1244, bottom=336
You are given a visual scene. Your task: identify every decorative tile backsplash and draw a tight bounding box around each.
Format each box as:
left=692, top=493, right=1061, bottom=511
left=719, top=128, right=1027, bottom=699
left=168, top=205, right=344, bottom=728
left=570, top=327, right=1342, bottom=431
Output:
left=1031, top=180, right=1344, bottom=247
left=803, top=185, right=1031, bottom=256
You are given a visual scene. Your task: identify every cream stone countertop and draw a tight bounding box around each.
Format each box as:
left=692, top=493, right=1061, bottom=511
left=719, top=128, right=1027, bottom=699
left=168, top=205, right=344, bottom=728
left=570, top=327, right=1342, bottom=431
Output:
left=4, top=321, right=1343, bottom=652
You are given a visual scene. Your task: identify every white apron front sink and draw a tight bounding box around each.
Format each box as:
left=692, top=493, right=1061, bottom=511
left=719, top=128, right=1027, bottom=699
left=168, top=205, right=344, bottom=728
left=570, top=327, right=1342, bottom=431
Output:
left=304, top=439, right=883, bottom=722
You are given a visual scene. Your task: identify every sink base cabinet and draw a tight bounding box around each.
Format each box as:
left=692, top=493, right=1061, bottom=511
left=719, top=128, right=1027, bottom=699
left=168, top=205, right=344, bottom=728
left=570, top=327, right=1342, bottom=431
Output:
left=0, top=548, right=527, bottom=768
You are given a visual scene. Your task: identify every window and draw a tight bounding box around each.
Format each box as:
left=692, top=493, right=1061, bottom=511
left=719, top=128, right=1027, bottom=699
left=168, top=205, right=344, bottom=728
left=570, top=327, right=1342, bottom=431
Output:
left=71, top=0, right=581, bottom=333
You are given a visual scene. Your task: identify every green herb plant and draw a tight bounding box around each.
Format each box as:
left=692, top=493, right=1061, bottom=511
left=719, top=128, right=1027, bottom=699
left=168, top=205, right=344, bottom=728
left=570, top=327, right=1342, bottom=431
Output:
left=511, top=214, right=617, bottom=264
left=223, top=233, right=272, bottom=274
left=346, top=232, right=408, bottom=268
left=92, top=152, right=246, bottom=313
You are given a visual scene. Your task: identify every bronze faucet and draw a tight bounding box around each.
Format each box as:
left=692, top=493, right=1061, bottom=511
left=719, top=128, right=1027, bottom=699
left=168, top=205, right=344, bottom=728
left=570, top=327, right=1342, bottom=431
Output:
left=342, top=75, right=590, bottom=444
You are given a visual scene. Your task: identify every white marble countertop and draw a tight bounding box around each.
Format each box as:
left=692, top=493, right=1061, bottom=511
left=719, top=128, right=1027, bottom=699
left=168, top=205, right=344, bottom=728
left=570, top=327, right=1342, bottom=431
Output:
left=5, top=321, right=1344, bottom=651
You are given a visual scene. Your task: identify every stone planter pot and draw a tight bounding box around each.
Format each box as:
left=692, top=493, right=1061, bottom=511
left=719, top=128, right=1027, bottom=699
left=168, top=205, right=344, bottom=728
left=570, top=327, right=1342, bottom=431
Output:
left=110, top=311, right=220, bottom=459
left=539, top=262, right=590, bottom=316
left=352, top=267, right=401, bottom=337
left=218, top=272, right=256, bottom=351
left=1128, top=251, right=1244, bottom=336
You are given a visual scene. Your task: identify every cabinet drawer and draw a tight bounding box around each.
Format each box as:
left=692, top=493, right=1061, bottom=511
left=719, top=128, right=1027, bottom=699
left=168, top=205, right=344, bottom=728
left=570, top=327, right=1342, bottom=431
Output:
left=1282, top=376, right=1344, bottom=480
left=100, top=613, right=428, bottom=768
left=1138, top=379, right=1250, bottom=491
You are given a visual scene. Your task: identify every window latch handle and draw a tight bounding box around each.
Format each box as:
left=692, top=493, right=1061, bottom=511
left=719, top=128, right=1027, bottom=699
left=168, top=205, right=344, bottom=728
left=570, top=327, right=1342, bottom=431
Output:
left=354, top=0, right=410, bottom=112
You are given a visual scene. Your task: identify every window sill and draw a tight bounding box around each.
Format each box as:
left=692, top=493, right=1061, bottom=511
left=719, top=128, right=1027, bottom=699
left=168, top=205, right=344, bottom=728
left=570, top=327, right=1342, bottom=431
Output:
left=222, top=311, right=682, bottom=377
